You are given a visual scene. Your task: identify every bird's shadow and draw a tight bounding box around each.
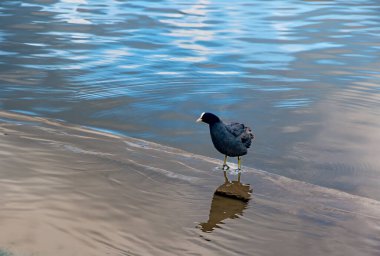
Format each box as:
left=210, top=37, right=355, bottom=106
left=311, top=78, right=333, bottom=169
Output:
left=198, top=172, right=253, bottom=233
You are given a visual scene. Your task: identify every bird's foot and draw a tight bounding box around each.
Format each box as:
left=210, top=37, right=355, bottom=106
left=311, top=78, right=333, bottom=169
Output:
left=222, top=164, right=230, bottom=170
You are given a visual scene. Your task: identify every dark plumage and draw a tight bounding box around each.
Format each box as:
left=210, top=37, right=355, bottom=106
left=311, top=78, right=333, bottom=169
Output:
left=197, top=112, right=254, bottom=170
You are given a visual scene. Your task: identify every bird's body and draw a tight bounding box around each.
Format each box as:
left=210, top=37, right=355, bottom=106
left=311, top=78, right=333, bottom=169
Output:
left=210, top=122, right=248, bottom=157
left=197, top=112, right=254, bottom=170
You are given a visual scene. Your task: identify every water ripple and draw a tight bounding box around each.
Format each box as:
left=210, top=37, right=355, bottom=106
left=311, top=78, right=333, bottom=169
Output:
left=0, top=0, right=380, bottom=203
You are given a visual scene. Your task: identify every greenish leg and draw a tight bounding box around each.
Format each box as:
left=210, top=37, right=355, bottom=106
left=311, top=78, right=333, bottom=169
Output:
left=222, top=155, right=230, bottom=170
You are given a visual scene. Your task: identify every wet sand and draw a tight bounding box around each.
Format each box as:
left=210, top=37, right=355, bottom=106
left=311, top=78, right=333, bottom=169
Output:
left=0, top=111, right=379, bottom=256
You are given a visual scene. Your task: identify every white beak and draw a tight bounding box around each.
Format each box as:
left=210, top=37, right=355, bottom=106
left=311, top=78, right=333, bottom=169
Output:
left=196, top=112, right=205, bottom=123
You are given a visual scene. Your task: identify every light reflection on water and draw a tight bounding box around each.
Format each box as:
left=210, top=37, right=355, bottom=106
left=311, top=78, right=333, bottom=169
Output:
left=0, top=0, right=380, bottom=202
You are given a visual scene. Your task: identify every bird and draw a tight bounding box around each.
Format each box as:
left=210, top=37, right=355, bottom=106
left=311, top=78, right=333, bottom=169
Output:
left=196, top=112, right=254, bottom=171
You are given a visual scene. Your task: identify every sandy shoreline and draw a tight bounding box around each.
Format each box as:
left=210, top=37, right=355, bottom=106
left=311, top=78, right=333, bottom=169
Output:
left=0, top=111, right=379, bottom=256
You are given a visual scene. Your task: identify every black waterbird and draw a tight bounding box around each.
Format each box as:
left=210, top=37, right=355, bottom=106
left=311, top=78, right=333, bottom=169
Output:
left=196, top=112, right=254, bottom=171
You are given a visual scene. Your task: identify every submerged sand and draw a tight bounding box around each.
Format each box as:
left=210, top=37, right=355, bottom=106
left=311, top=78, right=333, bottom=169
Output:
left=0, top=111, right=379, bottom=256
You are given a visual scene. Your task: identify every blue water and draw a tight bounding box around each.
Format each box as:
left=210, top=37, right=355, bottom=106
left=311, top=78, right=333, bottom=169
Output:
left=0, top=0, right=380, bottom=199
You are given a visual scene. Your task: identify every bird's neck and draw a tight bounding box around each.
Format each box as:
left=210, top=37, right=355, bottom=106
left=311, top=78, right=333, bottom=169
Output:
left=209, top=120, right=222, bottom=128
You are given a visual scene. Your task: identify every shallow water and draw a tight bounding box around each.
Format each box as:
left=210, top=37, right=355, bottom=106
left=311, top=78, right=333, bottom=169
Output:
left=1, top=0, right=380, bottom=200
left=0, top=1, right=380, bottom=254
left=0, top=111, right=380, bottom=256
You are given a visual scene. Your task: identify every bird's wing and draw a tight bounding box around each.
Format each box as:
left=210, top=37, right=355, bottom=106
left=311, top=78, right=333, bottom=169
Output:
left=226, top=122, right=254, bottom=148
left=225, top=122, right=245, bottom=137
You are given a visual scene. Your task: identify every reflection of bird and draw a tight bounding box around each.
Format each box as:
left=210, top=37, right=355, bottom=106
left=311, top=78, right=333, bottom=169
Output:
left=199, top=174, right=251, bottom=233
left=199, top=194, right=248, bottom=233
left=196, top=112, right=254, bottom=171
left=216, top=171, right=252, bottom=201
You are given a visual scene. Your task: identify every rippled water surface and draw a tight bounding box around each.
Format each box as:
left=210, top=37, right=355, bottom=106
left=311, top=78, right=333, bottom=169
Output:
left=0, top=1, right=380, bottom=252
left=2, top=0, right=380, bottom=199
left=0, top=0, right=380, bottom=192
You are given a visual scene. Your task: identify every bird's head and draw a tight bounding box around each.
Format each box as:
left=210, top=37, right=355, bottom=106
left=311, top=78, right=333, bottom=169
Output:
left=196, top=112, right=220, bottom=125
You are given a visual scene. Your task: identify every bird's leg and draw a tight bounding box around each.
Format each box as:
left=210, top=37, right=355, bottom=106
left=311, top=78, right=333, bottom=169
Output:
left=237, top=156, right=242, bottom=172
left=222, top=155, right=230, bottom=170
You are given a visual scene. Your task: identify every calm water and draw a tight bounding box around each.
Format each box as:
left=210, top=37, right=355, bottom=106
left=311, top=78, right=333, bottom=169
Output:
left=1, top=0, right=380, bottom=203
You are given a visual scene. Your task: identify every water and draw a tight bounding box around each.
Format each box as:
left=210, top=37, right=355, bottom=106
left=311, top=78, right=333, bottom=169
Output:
left=2, top=0, right=379, bottom=200
left=0, top=112, right=379, bottom=256
left=0, top=0, right=380, bottom=254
